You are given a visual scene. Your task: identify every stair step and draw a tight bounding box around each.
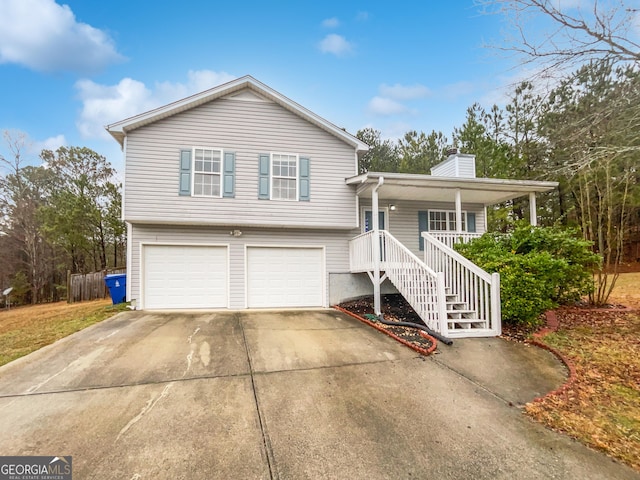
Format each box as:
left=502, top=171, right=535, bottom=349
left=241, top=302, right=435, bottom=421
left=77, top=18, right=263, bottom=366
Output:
left=448, top=319, right=488, bottom=329
left=446, top=309, right=476, bottom=315
left=446, top=301, right=467, bottom=308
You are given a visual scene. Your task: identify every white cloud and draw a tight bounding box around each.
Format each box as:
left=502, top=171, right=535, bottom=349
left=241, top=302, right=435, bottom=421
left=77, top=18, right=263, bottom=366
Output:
left=75, top=70, right=236, bottom=139
left=322, top=17, right=340, bottom=28
left=367, top=96, right=409, bottom=116
left=440, top=81, right=476, bottom=100
left=0, top=0, right=123, bottom=73
left=318, top=34, right=354, bottom=56
left=153, top=70, right=236, bottom=104
left=379, top=83, right=431, bottom=100
left=356, top=11, right=370, bottom=22
left=479, top=65, right=568, bottom=107
left=381, top=122, right=413, bottom=141
left=34, top=134, right=66, bottom=152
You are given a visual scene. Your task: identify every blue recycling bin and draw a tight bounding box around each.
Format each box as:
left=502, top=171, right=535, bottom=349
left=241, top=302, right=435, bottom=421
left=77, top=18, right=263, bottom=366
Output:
left=104, top=273, right=127, bottom=304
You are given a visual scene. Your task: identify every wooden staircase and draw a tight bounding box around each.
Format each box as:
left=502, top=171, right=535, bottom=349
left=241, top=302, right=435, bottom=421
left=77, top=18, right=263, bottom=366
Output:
left=349, top=229, right=501, bottom=338
left=444, top=291, right=488, bottom=331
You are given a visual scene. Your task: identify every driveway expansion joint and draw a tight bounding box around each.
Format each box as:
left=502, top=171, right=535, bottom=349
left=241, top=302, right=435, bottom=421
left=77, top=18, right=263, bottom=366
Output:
left=429, top=356, right=521, bottom=407
left=0, top=371, right=253, bottom=399
left=238, top=313, right=276, bottom=480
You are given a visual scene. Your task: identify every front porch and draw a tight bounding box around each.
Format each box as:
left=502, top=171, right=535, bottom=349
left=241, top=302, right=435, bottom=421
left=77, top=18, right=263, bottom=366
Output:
left=345, top=158, right=558, bottom=339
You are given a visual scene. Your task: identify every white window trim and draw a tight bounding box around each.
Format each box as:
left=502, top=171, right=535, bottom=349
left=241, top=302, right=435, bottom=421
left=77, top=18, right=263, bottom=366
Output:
left=192, top=146, right=223, bottom=198
left=427, top=209, right=468, bottom=232
left=361, top=207, right=390, bottom=233
left=270, top=152, right=299, bottom=201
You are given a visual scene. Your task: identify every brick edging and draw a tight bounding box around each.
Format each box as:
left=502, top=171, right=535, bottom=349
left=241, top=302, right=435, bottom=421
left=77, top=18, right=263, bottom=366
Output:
left=333, top=306, right=437, bottom=356
left=526, top=310, right=577, bottom=403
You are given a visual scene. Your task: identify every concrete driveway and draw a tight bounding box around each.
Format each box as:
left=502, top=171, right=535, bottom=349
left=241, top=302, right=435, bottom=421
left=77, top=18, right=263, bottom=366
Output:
left=0, top=310, right=637, bottom=479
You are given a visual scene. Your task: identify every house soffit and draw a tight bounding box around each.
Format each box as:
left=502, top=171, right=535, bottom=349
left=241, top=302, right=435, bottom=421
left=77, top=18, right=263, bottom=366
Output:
left=348, top=173, right=558, bottom=205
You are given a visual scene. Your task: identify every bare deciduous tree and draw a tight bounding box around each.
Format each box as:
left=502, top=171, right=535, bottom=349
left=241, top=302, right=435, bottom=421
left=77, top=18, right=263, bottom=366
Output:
left=477, top=0, right=640, bottom=74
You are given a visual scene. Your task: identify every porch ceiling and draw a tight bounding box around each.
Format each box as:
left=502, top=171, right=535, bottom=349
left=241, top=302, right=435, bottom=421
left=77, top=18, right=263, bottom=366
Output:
left=346, top=172, right=558, bottom=205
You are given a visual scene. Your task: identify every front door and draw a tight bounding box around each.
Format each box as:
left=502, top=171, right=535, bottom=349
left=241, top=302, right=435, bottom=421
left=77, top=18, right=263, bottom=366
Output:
left=364, top=209, right=386, bottom=232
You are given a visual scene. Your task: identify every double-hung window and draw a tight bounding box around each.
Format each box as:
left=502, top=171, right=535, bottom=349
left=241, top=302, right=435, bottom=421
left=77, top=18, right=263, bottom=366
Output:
left=429, top=210, right=466, bottom=231
left=193, top=148, right=222, bottom=197
left=271, top=154, right=298, bottom=201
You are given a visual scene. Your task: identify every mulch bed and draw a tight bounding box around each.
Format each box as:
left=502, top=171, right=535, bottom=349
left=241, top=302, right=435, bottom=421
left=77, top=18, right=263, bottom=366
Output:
left=337, top=294, right=435, bottom=353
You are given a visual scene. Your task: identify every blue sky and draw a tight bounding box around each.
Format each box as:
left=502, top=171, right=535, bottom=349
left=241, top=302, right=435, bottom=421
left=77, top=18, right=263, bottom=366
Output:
left=0, top=0, right=548, bottom=174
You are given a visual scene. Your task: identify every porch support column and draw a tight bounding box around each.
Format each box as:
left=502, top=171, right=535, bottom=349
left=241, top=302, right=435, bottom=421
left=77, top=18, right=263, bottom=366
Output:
left=455, top=189, right=463, bottom=233
left=529, top=192, right=537, bottom=227
left=372, top=177, right=384, bottom=316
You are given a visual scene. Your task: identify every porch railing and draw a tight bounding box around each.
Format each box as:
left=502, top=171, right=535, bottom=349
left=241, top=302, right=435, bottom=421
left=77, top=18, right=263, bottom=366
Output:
left=430, top=232, right=481, bottom=249
left=349, top=230, right=376, bottom=273
left=422, top=232, right=501, bottom=336
left=349, top=230, right=448, bottom=333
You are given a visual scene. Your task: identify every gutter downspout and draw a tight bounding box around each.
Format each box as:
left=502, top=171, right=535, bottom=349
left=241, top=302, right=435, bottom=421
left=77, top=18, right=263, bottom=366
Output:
left=372, top=176, right=384, bottom=316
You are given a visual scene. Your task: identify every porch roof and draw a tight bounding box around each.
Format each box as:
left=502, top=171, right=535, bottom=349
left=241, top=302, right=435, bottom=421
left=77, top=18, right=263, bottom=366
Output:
left=346, top=172, right=558, bottom=205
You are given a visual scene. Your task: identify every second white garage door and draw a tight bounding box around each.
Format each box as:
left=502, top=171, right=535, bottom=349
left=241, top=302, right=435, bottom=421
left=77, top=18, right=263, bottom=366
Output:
left=143, top=245, right=228, bottom=309
left=247, top=247, right=324, bottom=308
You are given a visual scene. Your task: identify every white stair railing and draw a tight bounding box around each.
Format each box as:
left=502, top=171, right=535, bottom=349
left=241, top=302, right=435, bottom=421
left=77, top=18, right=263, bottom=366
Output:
left=349, top=231, right=375, bottom=273
left=349, top=230, right=448, bottom=334
left=422, top=232, right=501, bottom=336
left=380, top=231, right=448, bottom=333
left=431, top=232, right=481, bottom=249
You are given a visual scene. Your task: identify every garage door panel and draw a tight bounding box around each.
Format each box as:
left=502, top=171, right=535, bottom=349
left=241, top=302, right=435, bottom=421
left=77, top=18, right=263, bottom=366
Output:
left=247, top=247, right=323, bottom=308
left=143, top=245, right=227, bottom=309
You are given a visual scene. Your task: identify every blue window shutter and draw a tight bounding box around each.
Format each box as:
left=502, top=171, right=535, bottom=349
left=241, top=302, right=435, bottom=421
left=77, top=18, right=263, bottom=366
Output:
left=299, top=157, right=310, bottom=201
left=223, top=152, right=235, bottom=198
left=258, top=154, right=270, bottom=199
left=418, top=211, right=428, bottom=250
left=179, top=149, right=191, bottom=196
left=467, top=212, right=476, bottom=233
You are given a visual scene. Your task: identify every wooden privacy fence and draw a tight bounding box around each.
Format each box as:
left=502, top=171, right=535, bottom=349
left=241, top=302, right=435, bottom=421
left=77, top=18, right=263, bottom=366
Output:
left=67, top=267, right=126, bottom=303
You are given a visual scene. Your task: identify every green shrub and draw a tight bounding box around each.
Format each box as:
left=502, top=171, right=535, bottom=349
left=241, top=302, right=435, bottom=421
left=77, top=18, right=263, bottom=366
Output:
left=455, top=223, right=600, bottom=326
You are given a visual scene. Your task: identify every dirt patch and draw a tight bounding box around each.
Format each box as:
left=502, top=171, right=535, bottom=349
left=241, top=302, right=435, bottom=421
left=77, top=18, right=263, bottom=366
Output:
left=338, top=294, right=434, bottom=353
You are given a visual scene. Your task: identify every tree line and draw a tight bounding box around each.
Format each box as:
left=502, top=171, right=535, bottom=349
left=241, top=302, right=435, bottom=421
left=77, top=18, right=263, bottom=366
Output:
left=0, top=132, right=125, bottom=304
left=357, top=59, right=640, bottom=301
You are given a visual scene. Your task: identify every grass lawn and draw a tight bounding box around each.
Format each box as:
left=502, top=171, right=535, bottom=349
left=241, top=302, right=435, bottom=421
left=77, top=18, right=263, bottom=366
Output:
left=0, top=299, right=128, bottom=367
left=526, top=272, right=640, bottom=471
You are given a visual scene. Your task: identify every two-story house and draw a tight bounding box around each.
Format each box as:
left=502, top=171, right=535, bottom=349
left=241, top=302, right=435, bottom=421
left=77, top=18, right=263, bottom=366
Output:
left=107, top=75, right=557, bottom=338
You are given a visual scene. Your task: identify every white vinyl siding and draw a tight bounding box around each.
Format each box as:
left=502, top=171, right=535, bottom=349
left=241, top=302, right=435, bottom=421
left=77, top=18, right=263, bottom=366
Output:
left=359, top=199, right=485, bottom=258
left=431, top=154, right=476, bottom=178
left=193, top=148, right=222, bottom=197
left=124, top=95, right=358, bottom=228
left=130, top=224, right=357, bottom=309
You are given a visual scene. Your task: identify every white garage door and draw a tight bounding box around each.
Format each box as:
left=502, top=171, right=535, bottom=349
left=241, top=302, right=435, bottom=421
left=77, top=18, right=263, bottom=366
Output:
left=247, top=247, right=324, bottom=308
left=143, top=245, right=227, bottom=309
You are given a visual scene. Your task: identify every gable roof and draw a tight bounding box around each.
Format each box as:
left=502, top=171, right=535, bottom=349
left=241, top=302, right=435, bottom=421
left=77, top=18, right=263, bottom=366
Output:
left=105, top=75, right=369, bottom=153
